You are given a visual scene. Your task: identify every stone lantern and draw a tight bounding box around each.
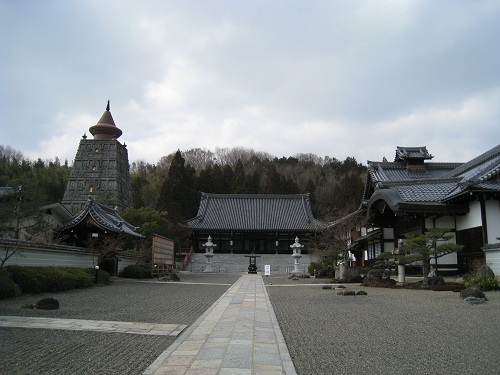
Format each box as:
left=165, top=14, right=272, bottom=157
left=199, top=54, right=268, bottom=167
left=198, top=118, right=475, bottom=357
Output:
left=244, top=252, right=261, bottom=274
left=394, top=239, right=406, bottom=286
left=202, top=235, right=217, bottom=273
left=290, top=237, right=304, bottom=275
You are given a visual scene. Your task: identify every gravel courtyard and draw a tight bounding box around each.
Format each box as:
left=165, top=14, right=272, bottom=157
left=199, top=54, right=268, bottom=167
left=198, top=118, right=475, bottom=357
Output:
left=1, top=273, right=499, bottom=375
left=266, top=277, right=500, bottom=375
left=0, top=273, right=239, bottom=375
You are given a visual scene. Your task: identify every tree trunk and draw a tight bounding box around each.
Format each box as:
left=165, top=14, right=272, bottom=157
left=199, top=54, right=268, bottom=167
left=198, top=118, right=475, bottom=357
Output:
left=421, top=261, right=430, bottom=289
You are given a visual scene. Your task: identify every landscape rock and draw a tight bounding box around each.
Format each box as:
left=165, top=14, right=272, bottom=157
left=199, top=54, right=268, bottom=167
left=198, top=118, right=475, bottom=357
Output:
left=460, top=284, right=486, bottom=299
left=35, top=297, right=59, bottom=310
left=161, top=273, right=180, bottom=282
left=475, top=264, right=495, bottom=279
left=464, top=297, right=486, bottom=305
left=427, top=276, right=445, bottom=287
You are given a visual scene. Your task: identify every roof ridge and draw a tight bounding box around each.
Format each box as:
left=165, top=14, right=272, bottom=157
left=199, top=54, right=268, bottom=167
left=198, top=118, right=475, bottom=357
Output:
left=381, top=178, right=461, bottom=186
left=201, top=192, right=309, bottom=198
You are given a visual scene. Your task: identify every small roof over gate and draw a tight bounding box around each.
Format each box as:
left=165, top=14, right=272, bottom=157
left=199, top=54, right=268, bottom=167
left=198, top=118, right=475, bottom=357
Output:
left=187, top=193, right=326, bottom=232
left=59, top=196, right=143, bottom=238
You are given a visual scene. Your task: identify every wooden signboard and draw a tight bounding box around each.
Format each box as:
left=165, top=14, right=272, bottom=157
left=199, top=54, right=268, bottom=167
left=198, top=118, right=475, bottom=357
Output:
left=151, top=234, right=175, bottom=277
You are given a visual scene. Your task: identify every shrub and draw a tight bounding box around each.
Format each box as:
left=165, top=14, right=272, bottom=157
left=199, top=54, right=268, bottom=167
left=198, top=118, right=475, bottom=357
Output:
left=6, top=266, right=96, bottom=293
left=366, top=268, right=383, bottom=281
left=85, top=268, right=111, bottom=285
left=0, top=269, right=18, bottom=299
left=6, top=266, right=44, bottom=293
left=464, top=276, right=499, bottom=291
left=120, top=265, right=151, bottom=279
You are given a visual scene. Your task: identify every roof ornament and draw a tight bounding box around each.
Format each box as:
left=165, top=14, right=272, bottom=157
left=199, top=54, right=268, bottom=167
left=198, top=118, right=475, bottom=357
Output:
left=106, top=100, right=110, bottom=111
left=82, top=132, right=87, bottom=139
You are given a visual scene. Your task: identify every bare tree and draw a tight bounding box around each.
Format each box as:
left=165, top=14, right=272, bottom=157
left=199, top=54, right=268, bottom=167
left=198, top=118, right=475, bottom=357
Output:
left=310, top=210, right=364, bottom=279
left=0, top=186, right=52, bottom=268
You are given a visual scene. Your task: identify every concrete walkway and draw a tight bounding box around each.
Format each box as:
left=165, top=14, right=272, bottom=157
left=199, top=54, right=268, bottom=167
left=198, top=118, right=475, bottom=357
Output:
left=143, top=273, right=297, bottom=375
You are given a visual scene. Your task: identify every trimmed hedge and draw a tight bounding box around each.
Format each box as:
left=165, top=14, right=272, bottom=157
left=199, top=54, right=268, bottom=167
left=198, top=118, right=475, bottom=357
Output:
left=120, top=264, right=151, bottom=279
left=0, top=269, right=18, bottom=299
left=86, top=267, right=111, bottom=285
left=4, top=266, right=110, bottom=294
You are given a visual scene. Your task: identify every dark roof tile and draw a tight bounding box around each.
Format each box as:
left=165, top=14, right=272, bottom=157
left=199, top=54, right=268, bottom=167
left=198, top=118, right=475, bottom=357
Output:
left=187, top=193, right=326, bottom=231
left=60, top=196, right=143, bottom=238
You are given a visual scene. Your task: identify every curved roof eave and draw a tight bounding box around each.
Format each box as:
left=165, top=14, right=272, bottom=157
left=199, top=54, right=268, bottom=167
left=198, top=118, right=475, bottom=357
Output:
left=367, top=189, right=404, bottom=213
left=367, top=188, right=467, bottom=216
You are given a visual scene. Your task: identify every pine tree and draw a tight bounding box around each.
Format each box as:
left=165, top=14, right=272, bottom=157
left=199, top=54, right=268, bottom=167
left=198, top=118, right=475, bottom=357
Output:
left=401, top=228, right=464, bottom=289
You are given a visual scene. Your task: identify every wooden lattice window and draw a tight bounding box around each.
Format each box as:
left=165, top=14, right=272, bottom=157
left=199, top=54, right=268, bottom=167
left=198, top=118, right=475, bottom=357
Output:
left=456, top=226, right=483, bottom=254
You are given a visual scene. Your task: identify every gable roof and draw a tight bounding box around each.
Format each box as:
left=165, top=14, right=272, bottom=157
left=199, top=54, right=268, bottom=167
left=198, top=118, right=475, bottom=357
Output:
left=366, top=161, right=460, bottom=184
left=443, top=143, right=500, bottom=201
left=187, top=193, right=326, bottom=232
left=363, top=144, right=500, bottom=217
left=394, top=146, right=433, bottom=162
left=59, top=196, right=143, bottom=238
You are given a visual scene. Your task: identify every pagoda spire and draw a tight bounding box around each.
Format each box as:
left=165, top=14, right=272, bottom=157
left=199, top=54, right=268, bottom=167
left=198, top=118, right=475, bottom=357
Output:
left=89, top=100, right=122, bottom=140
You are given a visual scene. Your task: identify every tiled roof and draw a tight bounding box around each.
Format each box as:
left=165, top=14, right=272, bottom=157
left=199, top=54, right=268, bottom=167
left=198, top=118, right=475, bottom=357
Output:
left=60, top=196, right=143, bottom=238
left=364, top=144, right=499, bottom=215
left=187, top=193, right=326, bottom=232
left=367, top=162, right=460, bottom=183
left=443, top=144, right=500, bottom=200
left=395, top=146, right=433, bottom=161
left=390, top=181, right=459, bottom=202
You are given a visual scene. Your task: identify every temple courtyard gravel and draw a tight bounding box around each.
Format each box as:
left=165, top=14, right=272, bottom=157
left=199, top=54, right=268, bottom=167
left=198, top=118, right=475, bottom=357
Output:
left=0, top=272, right=498, bottom=375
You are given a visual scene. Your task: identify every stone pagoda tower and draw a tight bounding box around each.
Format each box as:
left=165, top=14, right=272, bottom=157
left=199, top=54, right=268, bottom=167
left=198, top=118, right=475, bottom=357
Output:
left=62, top=101, right=133, bottom=214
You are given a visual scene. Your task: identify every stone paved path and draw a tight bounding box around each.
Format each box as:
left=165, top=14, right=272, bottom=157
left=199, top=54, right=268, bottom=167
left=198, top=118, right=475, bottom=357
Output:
left=143, top=273, right=297, bottom=375
left=0, top=315, right=187, bottom=336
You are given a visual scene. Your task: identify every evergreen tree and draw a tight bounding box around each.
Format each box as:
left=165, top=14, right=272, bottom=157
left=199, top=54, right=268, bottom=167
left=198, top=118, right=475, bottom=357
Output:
left=231, top=159, right=246, bottom=193
left=157, top=150, right=197, bottom=221
left=401, top=228, right=464, bottom=289
left=221, top=165, right=233, bottom=193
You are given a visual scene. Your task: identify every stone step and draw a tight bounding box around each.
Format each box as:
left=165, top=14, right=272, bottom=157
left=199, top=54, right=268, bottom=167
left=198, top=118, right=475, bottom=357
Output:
left=186, top=252, right=314, bottom=274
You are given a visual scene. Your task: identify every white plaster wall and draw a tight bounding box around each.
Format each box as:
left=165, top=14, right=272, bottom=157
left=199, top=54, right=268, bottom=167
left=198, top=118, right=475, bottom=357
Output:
left=485, top=248, right=500, bottom=276
left=427, top=216, right=456, bottom=229
left=456, top=200, right=482, bottom=230
left=485, top=200, right=500, bottom=243
left=1, top=248, right=94, bottom=268
left=435, top=252, right=458, bottom=265
left=383, top=228, right=394, bottom=240
left=384, top=241, right=395, bottom=254
left=116, top=256, right=141, bottom=274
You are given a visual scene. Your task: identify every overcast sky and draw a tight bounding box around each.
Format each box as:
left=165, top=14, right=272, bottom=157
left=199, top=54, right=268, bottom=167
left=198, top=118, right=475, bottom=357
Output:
left=1, top=0, right=499, bottom=166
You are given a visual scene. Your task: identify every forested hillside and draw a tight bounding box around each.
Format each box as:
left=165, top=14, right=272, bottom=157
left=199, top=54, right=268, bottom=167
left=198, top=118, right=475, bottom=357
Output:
left=1, top=145, right=366, bottom=221
left=0, top=145, right=70, bottom=204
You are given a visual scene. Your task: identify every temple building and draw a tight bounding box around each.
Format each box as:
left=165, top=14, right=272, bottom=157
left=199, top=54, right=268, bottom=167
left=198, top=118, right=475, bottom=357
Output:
left=61, top=102, right=132, bottom=214
left=187, top=193, right=326, bottom=255
left=347, top=145, right=500, bottom=274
